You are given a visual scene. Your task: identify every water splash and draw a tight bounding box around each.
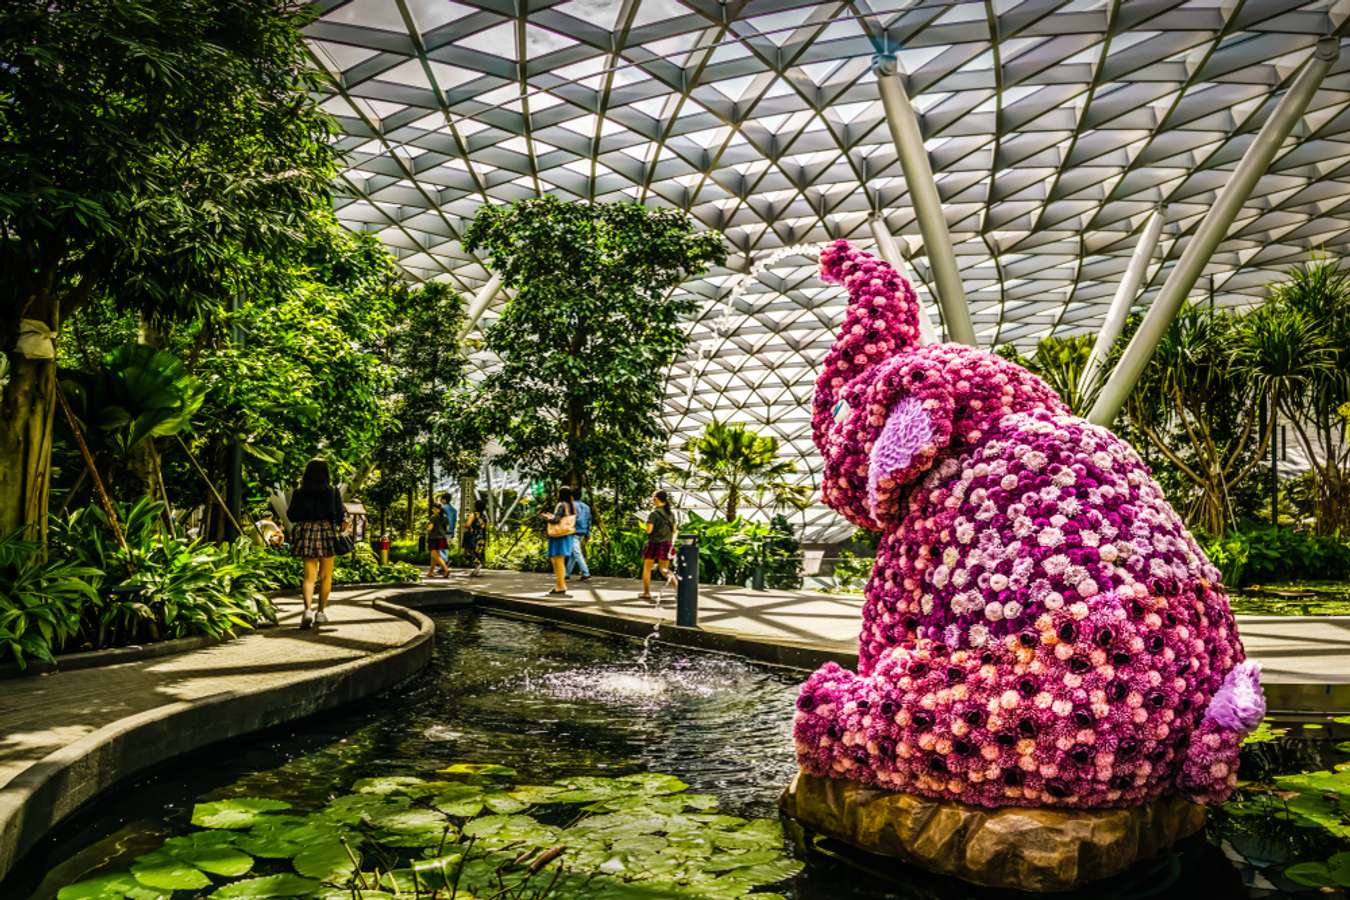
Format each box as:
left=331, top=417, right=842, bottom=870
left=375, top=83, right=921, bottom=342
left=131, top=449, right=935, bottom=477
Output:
left=636, top=557, right=678, bottom=674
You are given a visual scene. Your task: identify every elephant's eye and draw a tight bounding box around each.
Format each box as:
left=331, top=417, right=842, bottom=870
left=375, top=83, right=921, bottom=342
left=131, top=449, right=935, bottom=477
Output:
left=832, top=398, right=851, bottom=425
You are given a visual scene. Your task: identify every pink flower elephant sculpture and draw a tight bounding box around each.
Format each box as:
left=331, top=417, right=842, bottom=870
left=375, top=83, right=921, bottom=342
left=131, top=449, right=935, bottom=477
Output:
left=794, top=240, right=1264, bottom=810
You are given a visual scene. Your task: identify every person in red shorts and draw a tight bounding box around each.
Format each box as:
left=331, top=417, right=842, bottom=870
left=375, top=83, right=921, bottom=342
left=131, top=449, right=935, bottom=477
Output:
left=639, top=490, right=677, bottom=600
left=425, top=502, right=452, bottom=578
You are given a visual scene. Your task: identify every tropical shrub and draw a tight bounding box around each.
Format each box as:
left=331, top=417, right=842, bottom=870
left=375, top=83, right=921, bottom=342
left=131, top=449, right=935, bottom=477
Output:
left=678, top=513, right=797, bottom=587
left=0, top=531, right=100, bottom=667
left=828, top=550, right=875, bottom=594
left=582, top=526, right=647, bottom=578
left=1201, top=527, right=1350, bottom=587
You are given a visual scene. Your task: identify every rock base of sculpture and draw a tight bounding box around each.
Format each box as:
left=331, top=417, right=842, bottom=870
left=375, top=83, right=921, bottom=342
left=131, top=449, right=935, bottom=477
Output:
left=779, top=770, right=1207, bottom=893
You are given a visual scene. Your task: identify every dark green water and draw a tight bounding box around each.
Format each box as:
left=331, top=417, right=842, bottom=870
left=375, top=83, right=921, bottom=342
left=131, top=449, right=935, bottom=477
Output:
left=3, top=611, right=1336, bottom=899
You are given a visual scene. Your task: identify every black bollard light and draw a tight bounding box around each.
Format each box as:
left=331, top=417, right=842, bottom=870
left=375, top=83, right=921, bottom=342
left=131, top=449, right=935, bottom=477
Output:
left=676, top=534, right=699, bottom=627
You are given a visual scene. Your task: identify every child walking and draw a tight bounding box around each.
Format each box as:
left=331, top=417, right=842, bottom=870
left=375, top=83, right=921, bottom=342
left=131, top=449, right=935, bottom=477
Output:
left=426, top=502, right=452, bottom=578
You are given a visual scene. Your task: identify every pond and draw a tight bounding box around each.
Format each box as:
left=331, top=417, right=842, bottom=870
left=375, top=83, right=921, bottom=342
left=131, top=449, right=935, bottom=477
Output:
left=6, top=610, right=1347, bottom=899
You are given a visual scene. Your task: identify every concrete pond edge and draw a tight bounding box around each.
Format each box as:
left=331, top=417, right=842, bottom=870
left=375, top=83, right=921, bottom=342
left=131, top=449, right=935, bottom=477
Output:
left=0, top=598, right=434, bottom=884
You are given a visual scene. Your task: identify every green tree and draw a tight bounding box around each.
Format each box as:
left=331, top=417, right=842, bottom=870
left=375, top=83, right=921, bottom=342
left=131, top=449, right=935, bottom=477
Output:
left=463, top=197, right=725, bottom=504
left=183, top=222, right=403, bottom=529
left=686, top=420, right=804, bottom=522
left=1124, top=301, right=1333, bottom=536
left=367, top=280, right=469, bottom=528
left=0, top=0, right=335, bottom=538
left=1267, top=260, right=1350, bottom=534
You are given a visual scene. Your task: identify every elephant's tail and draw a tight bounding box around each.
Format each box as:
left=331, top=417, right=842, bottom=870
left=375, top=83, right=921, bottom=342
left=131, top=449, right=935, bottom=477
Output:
left=1178, top=661, right=1264, bottom=805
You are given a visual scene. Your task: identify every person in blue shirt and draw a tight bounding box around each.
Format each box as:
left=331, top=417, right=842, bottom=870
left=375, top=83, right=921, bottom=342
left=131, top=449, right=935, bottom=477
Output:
left=437, top=491, right=458, bottom=567
left=565, top=487, right=592, bottom=583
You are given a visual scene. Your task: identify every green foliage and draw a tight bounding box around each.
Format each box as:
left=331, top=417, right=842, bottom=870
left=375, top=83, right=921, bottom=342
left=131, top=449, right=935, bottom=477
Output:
left=678, top=513, right=797, bottom=587
left=185, top=221, right=403, bottom=497
left=0, top=0, right=336, bottom=314
left=1199, top=527, right=1350, bottom=587
left=57, top=765, right=802, bottom=899
left=0, top=0, right=338, bottom=537
left=0, top=531, right=100, bottom=667
left=581, top=526, right=648, bottom=579
left=681, top=420, right=806, bottom=522
left=827, top=550, right=875, bottom=594
left=365, top=281, right=470, bottom=519
left=464, top=197, right=726, bottom=511
left=1122, top=300, right=1332, bottom=536
left=1267, top=259, right=1350, bottom=535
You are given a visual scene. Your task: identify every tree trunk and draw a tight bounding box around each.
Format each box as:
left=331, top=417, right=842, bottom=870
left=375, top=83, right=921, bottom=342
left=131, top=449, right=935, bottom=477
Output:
left=0, top=295, right=60, bottom=542
left=725, top=484, right=738, bottom=522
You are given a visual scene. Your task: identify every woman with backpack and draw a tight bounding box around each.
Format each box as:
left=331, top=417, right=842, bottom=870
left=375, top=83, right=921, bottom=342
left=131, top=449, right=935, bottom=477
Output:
left=540, top=487, right=576, bottom=596
left=287, top=458, right=348, bottom=629
left=426, top=501, right=452, bottom=578
left=639, top=490, right=677, bottom=600
left=462, top=497, right=488, bottom=577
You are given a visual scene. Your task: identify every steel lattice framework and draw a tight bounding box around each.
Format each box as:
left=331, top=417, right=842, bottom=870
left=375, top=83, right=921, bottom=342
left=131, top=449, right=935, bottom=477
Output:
left=305, top=0, right=1350, bottom=541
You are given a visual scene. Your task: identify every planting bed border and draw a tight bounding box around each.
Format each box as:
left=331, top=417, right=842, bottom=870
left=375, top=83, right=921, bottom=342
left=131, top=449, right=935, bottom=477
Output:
left=0, top=597, right=435, bottom=884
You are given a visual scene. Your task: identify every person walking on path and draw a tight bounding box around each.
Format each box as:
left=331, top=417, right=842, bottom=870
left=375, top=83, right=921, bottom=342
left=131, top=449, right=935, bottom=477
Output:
left=541, top=487, right=577, bottom=596
left=287, top=459, right=348, bottom=629
left=437, top=491, right=458, bottom=568
left=639, top=490, right=677, bottom=600
left=462, top=497, right=488, bottom=577
left=566, top=487, right=592, bottom=582
left=426, top=501, right=453, bottom=578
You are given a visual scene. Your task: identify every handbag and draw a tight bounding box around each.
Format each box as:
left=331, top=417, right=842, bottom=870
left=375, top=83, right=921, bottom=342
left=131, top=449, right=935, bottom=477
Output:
left=334, top=531, right=356, bottom=556
left=547, top=514, right=576, bottom=538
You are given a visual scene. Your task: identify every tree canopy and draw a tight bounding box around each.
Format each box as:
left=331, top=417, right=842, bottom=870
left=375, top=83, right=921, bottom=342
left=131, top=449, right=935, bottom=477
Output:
left=463, top=197, right=725, bottom=509
left=0, top=0, right=336, bottom=536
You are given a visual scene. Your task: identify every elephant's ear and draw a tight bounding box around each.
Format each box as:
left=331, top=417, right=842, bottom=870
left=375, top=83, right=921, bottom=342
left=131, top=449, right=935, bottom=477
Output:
left=867, top=390, right=952, bottom=520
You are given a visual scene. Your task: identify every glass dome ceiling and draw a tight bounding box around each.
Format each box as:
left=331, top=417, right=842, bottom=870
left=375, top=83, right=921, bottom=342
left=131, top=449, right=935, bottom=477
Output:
left=305, top=0, right=1350, bottom=542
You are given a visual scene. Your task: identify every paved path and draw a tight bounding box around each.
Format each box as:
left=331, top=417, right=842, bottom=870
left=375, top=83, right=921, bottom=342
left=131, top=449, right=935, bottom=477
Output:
left=0, top=586, right=420, bottom=794
left=429, top=570, right=1350, bottom=690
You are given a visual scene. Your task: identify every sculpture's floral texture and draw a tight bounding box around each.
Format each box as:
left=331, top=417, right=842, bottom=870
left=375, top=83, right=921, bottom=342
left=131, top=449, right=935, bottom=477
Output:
left=796, top=240, right=1261, bottom=809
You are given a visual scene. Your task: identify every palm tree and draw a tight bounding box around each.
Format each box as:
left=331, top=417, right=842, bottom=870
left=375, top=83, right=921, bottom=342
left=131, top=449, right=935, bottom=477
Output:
left=1124, top=299, right=1334, bottom=536
left=686, top=420, right=804, bottom=521
left=1267, top=259, right=1350, bottom=534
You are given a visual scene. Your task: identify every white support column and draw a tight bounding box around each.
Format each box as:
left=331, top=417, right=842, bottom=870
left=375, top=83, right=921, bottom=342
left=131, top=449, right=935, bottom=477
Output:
left=1089, top=38, right=1339, bottom=426
left=1079, top=206, right=1166, bottom=396
left=868, top=214, right=940, bottom=345
left=872, top=53, right=976, bottom=347
left=458, top=271, right=504, bottom=340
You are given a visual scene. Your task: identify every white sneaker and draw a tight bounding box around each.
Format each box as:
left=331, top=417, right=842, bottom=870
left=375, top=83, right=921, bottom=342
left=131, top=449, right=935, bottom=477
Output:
left=314, top=611, right=330, bottom=625
left=300, top=609, right=315, bottom=629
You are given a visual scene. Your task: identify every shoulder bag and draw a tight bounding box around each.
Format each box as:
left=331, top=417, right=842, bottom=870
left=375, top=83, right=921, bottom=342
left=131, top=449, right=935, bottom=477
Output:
left=547, top=514, right=576, bottom=538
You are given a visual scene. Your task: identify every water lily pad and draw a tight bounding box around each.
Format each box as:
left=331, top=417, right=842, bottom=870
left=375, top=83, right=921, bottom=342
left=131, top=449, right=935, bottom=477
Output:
left=57, top=872, right=167, bottom=900
left=351, top=776, right=425, bottom=795
left=616, top=773, right=688, bottom=795
left=193, top=799, right=292, bottom=830
left=507, top=784, right=564, bottom=804
left=209, top=873, right=321, bottom=898
left=320, top=794, right=411, bottom=826
left=371, top=808, right=454, bottom=847
left=236, top=817, right=342, bottom=858
left=131, top=858, right=211, bottom=891
left=145, top=832, right=254, bottom=877
left=293, top=838, right=359, bottom=882
left=461, top=814, right=558, bottom=848
left=701, top=849, right=783, bottom=872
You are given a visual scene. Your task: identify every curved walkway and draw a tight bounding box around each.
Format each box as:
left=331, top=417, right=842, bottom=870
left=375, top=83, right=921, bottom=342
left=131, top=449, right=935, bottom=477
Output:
left=0, top=586, right=433, bottom=882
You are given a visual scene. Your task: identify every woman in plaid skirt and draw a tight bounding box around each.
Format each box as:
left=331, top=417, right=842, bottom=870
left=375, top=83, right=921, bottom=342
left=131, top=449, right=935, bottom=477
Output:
left=287, top=459, right=347, bottom=629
